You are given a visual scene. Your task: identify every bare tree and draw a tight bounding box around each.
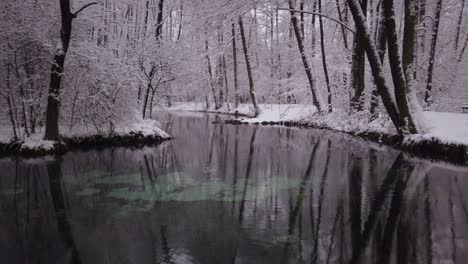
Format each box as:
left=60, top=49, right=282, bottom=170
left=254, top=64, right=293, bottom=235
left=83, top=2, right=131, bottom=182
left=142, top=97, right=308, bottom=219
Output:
left=288, top=0, right=323, bottom=111
left=350, top=0, right=367, bottom=112
left=231, top=23, right=240, bottom=107
left=346, top=0, right=417, bottom=135
left=454, top=0, right=466, bottom=51
left=318, top=0, right=333, bottom=112
left=424, top=0, right=443, bottom=105
left=383, top=0, right=418, bottom=133
left=44, top=1, right=98, bottom=141
left=239, top=16, right=259, bottom=115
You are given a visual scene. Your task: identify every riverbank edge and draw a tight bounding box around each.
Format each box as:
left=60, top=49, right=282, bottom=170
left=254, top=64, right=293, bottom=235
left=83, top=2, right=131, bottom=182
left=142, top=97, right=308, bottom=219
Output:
left=225, top=118, right=467, bottom=164
left=0, top=132, right=172, bottom=158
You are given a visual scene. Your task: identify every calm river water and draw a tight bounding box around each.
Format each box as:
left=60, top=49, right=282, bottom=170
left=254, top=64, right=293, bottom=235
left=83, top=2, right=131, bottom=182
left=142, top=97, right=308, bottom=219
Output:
left=1, top=112, right=467, bottom=264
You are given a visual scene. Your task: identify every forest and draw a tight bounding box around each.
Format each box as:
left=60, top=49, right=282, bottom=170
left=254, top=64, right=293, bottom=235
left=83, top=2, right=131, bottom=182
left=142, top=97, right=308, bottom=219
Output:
left=1, top=1, right=468, bottom=264
left=0, top=0, right=467, bottom=146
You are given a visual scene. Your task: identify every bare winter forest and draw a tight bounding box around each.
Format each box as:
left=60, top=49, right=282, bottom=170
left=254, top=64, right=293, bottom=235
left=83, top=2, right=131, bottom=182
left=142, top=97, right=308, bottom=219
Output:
left=1, top=0, right=467, bottom=145
left=1, top=1, right=468, bottom=263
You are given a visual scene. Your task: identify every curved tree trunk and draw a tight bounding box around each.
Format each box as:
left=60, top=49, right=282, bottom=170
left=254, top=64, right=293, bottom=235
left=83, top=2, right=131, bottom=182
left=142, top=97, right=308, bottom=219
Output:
left=346, top=0, right=406, bottom=135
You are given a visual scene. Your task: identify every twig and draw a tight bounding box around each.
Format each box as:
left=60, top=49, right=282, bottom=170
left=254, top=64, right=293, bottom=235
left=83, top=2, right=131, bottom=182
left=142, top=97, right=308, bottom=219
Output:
left=72, top=2, right=98, bottom=18
left=278, top=8, right=356, bottom=34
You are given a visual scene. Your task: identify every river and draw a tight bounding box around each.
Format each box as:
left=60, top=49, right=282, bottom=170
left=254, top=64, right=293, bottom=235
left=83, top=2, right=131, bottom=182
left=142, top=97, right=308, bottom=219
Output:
left=0, top=112, right=467, bottom=264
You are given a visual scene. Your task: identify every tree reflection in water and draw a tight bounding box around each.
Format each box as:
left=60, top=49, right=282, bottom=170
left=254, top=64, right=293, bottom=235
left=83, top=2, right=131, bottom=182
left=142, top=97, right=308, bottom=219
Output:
left=0, top=112, right=467, bottom=264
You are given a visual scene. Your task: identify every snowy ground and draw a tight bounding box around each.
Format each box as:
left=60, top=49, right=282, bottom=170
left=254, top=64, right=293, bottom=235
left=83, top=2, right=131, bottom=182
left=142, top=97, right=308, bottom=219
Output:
left=0, top=119, right=170, bottom=152
left=408, top=112, right=468, bottom=146
left=165, top=102, right=317, bottom=121
left=166, top=102, right=468, bottom=147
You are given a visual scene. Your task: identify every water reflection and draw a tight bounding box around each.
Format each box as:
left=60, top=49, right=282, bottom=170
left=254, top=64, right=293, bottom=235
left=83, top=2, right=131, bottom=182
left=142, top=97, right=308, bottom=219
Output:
left=0, top=112, right=467, bottom=264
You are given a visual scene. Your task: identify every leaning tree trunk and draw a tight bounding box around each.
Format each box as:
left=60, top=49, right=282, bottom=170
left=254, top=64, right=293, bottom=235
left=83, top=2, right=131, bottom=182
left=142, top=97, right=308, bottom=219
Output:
left=44, top=1, right=97, bottom=141
left=454, top=0, right=465, bottom=51
left=424, top=0, right=443, bottom=104
left=288, top=0, right=323, bottom=111
left=335, top=0, right=349, bottom=49
left=239, top=17, right=259, bottom=116
left=383, top=0, right=418, bottom=134
left=346, top=0, right=407, bottom=135
left=460, top=34, right=468, bottom=62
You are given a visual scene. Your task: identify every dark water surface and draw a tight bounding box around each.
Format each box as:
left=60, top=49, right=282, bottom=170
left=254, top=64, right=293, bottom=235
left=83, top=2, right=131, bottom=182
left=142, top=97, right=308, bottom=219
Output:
left=1, top=112, right=468, bottom=264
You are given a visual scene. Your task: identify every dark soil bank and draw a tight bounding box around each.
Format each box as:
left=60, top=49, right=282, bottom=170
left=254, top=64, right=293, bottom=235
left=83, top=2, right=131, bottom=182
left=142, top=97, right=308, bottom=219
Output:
left=225, top=119, right=468, bottom=165
left=0, top=132, right=170, bottom=158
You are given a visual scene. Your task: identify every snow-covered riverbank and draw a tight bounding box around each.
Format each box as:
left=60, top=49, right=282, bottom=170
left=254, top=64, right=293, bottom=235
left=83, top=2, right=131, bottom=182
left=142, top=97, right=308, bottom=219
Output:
left=0, top=119, right=171, bottom=156
left=165, top=102, right=468, bottom=163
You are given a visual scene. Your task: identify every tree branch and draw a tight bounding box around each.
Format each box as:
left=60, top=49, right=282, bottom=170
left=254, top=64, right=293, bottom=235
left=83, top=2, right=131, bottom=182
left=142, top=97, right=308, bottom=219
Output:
left=278, top=8, right=356, bottom=34
left=72, top=2, right=98, bottom=18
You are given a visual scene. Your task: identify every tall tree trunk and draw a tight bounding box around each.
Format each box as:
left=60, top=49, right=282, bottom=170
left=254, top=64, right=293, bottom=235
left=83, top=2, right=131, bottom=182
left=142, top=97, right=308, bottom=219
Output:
left=335, top=0, right=349, bottom=49
left=318, top=0, right=333, bottom=112
left=346, top=0, right=407, bottom=135
left=4, top=63, right=17, bottom=141
left=142, top=84, right=152, bottom=119
left=350, top=0, right=367, bottom=112
left=239, top=17, right=259, bottom=115
left=418, top=0, right=427, bottom=55
left=14, top=54, right=30, bottom=137
left=223, top=55, right=229, bottom=106
left=217, top=28, right=225, bottom=109
left=288, top=0, right=323, bottom=111
left=459, top=34, right=468, bottom=62
left=287, top=21, right=294, bottom=103
left=45, top=1, right=97, bottom=140
left=383, top=0, right=418, bottom=134
left=205, top=39, right=218, bottom=108
left=232, top=23, right=240, bottom=107
left=177, top=0, right=183, bottom=41
left=300, top=0, right=305, bottom=37
left=454, top=0, right=465, bottom=51
left=311, top=0, right=318, bottom=56
left=156, top=0, right=165, bottom=41
left=370, top=3, right=387, bottom=117
left=403, top=0, right=418, bottom=83
left=143, top=0, right=150, bottom=37
left=424, top=0, right=443, bottom=104
left=402, top=0, right=423, bottom=129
